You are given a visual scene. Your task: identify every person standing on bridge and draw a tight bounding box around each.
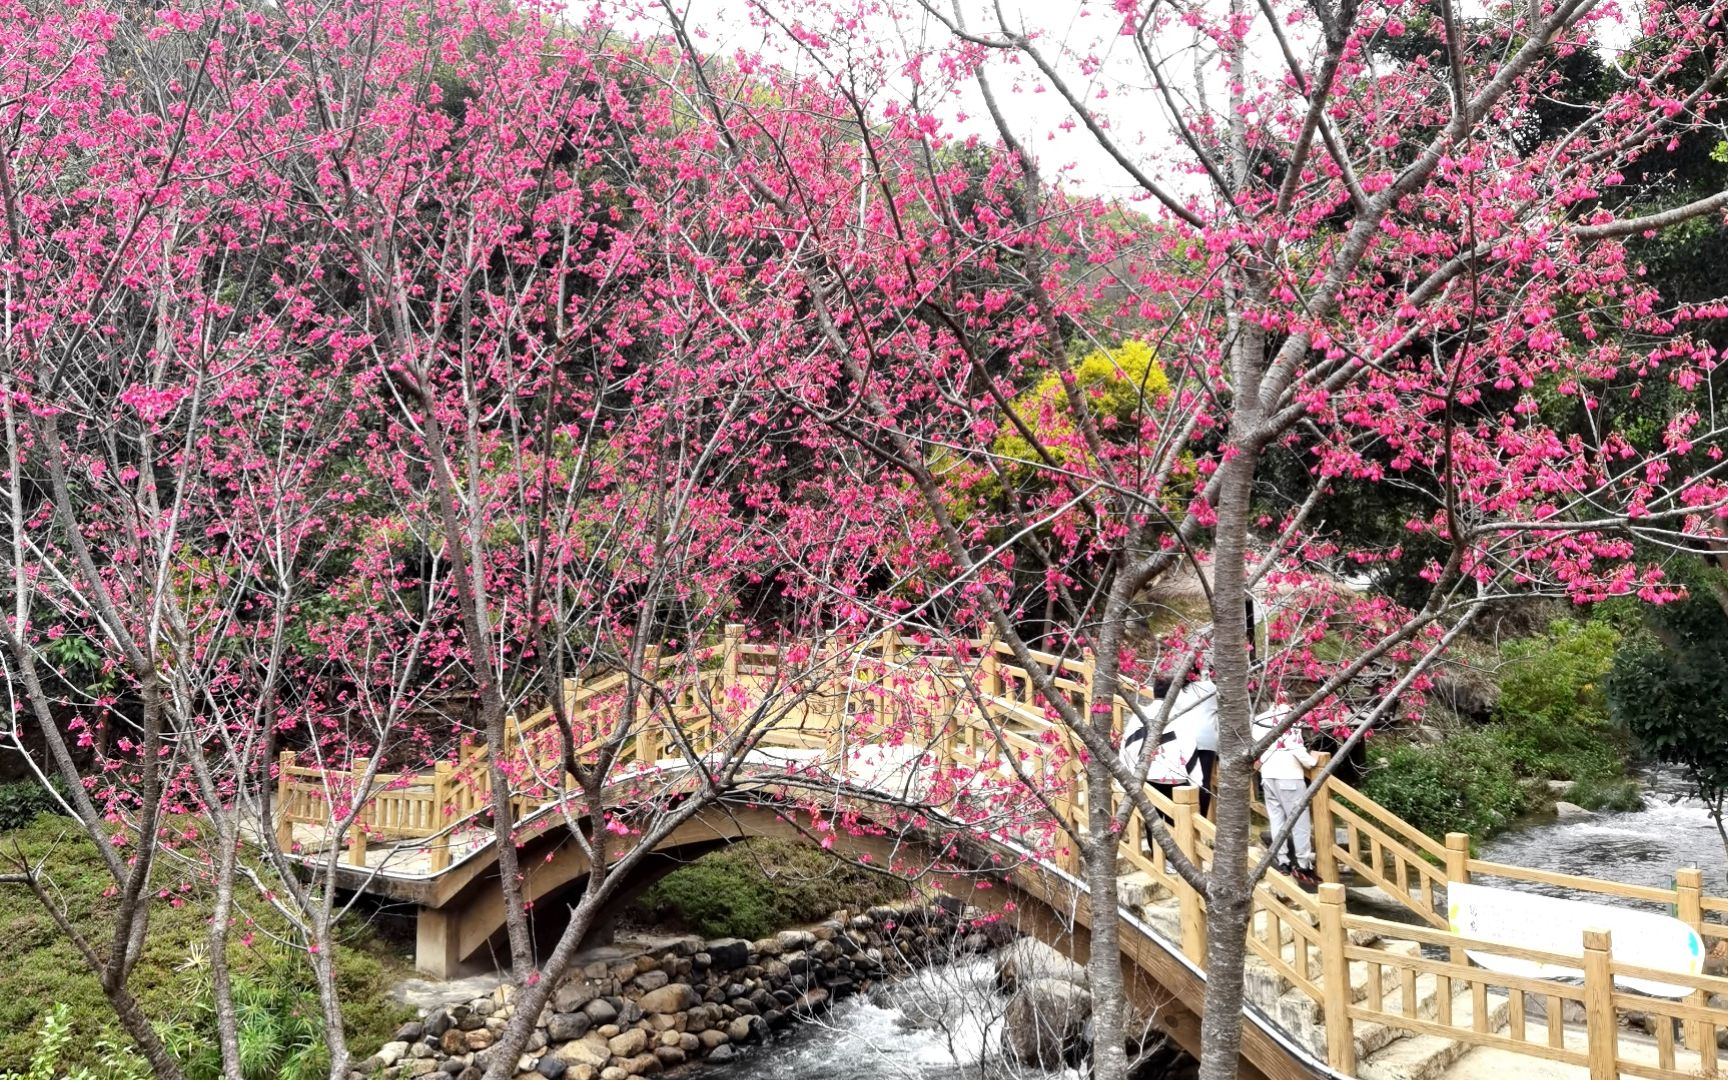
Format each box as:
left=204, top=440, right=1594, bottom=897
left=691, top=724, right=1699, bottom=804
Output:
left=1254, top=702, right=1320, bottom=892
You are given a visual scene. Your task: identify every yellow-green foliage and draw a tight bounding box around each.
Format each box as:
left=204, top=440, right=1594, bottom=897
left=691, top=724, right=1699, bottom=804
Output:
left=992, top=340, right=1169, bottom=476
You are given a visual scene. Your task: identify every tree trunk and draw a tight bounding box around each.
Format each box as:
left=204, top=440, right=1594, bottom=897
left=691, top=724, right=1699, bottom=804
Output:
left=1084, top=751, right=1132, bottom=1080
left=1196, top=431, right=1262, bottom=1080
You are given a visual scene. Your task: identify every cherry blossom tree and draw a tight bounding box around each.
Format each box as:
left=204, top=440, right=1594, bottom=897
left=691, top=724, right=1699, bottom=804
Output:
left=650, top=0, right=1728, bottom=1076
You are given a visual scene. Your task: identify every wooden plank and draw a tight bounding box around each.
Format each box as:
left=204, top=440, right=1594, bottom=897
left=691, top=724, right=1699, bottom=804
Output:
left=1344, top=914, right=1587, bottom=969
left=1468, top=859, right=1677, bottom=905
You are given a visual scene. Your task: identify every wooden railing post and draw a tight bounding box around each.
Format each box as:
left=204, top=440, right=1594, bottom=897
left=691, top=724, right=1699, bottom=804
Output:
left=1079, top=647, right=1097, bottom=717
left=1444, top=832, right=1470, bottom=881
left=430, top=761, right=453, bottom=874
left=1677, top=867, right=1711, bottom=1055
left=275, top=750, right=295, bottom=849
left=877, top=627, right=899, bottom=727
left=1173, top=785, right=1207, bottom=963
left=347, top=757, right=370, bottom=867
left=722, top=623, right=742, bottom=690
left=1582, top=928, right=1617, bottom=1080
left=1309, top=753, right=1338, bottom=885
left=1318, top=882, right=1356, bottom=1073
left=635, top=645, right=661, bottom=763
left=978, top=621, right=1000, bottom=698
left=1445, top=832, right=1471, bottom=965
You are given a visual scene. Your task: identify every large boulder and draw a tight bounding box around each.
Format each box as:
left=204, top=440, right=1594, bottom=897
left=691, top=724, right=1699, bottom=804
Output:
left=995, top=938, right=1087, bottom=995
left=608, top=1028, right=649, bottom=1058
left=552, top=1036, right=612, bottom=1070
left=1001, top=978, right=1092, bottom=1070
left=635, top=983, right=698, bottom=1015
left=547, top=1012, right=592, bottom=1042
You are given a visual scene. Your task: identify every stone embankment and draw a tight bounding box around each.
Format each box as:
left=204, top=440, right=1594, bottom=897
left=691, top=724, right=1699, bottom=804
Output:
left=358, top=903, right=995, bottom=1080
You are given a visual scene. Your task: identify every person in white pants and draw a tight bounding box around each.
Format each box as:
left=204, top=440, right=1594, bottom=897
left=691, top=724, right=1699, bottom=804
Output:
left=1253, top=703, right=1319, bottom=889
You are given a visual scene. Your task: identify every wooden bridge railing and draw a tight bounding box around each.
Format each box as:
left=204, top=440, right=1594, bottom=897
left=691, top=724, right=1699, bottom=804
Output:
left=272, top=628, right=1728, bottom=1079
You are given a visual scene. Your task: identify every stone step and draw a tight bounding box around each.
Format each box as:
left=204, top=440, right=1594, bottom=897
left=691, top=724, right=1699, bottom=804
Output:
left=1357, top=987, right=1512, bottom=1080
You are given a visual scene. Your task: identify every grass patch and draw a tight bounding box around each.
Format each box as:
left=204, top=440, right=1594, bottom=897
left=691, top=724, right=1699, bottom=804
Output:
left=1562, top=777, right=1645, bottom=813
left=0, top=813, right=411, bottom=1077
left=631, top=838, right=916, bottom=940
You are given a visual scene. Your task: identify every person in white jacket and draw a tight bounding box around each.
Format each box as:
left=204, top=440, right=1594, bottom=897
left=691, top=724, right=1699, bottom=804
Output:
left=1253, top=702, right=1319, bottom=890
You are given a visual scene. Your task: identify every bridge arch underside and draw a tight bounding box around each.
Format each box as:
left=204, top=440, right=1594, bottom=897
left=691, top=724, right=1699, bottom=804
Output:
left=409, top=797, right=1308, bottom=1080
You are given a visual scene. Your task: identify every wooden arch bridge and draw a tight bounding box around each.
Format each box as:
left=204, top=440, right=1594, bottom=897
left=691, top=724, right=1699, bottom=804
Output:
left=274, top=629, right=1728, bottom=1080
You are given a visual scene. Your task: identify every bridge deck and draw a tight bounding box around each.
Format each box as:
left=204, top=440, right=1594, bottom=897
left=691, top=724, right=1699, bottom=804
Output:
left=269, top=629, right=1728, bottom=1080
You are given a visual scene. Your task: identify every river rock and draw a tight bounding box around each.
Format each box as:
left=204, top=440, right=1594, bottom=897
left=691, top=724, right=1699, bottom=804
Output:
left=1002, top=978, right=1093, bottom=1069
left=705, top=1045, right=736, bottom=1063
left=996, top=938, right=1087, bottom=994
left=727, top=1016, right=766, bottom=1043
left=653, top=1046, right=685, bottom=1068
left=464, top=1029, right=495, bottom=1052
left=697, top=1029, right=730, bottom=1050
left=1554, top=801, right=1594, bottom=817
left=608, top=1029, right=648, bottom=1058
left=636, top=983, right=698, bottom=1014
left=555, top=980, right=605, bottom=1013
left=583, top=999, right=618, bottom=1025
left=631, top=970, right=670, bottom=994
left=553, top=1036, right=611, bottom=1070
left=776, top=929, right=816, bottom=951
left=547, top=1013, right=592, bottom=1042
left=791, top=988, right=829, bottom=1017
left=378, top=1042, right=410, bottom=1067
left=536, top=1056, right=569, bottom=1079
left=624, top=1052, right=661, bottom=1075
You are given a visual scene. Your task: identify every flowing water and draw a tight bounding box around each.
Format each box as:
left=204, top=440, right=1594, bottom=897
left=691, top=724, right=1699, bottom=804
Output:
left=695, top=957, right=1076, bottom=1080
left=1479, top=767, right=1728, bottom=900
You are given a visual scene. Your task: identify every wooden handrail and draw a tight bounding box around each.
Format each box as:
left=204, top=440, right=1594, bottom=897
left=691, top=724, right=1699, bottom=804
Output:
left=1324, top=777, right=1447, bottom=861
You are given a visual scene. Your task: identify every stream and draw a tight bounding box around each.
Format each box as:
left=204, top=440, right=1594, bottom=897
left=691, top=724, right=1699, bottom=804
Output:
left=1479, top=766, right=1728, bottom=899
left=695, top=957, right=1075, bottom=1080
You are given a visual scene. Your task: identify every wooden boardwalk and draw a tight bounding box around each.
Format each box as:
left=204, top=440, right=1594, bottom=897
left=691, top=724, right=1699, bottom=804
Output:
left=272, top=629, right=1728, bottom=1080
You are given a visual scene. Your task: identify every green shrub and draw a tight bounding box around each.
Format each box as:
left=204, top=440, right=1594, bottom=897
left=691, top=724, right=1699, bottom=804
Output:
left=1362, top=730, right=1527, bottom=841
left=1492, top=620, right=1626, bottom=781
left=0, top=816, right=411, bottom=1074
left=634, top=838, right=914, bottom=940
left=1562, top=777, right=1645, bottom=813
left=1609, top=594, right=1728, bottom=841
left=0, top=780, right=68, bottom=832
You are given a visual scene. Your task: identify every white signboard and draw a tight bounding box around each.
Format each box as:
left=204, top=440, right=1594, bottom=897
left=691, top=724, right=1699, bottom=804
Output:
left=1447, top=882, right=1704, bottom=998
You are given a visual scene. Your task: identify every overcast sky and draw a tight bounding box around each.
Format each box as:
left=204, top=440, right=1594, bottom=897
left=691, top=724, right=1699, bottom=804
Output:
left=604, top=0, right=1203, bottom=200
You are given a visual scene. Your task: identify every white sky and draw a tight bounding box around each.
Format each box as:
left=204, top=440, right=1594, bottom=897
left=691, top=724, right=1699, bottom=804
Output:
left=601, top=0, right=1647, bottom=201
